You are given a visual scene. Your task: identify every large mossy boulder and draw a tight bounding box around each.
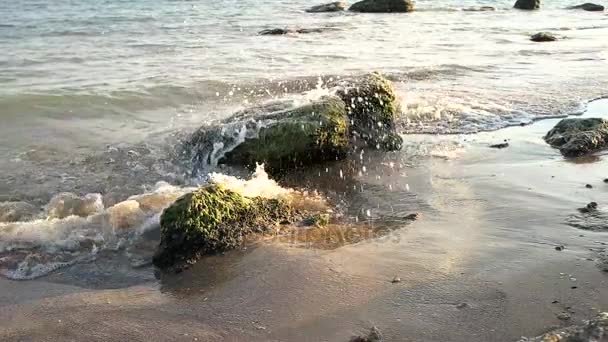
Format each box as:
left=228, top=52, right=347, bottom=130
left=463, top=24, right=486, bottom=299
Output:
left=349, top=0, right=414, bottom=13
left=185, top=73, right=402, bottom=174
left=514, top=0, right=540, bottom=10
left=544, top=118, right=608, bottom=157
left=152, top=185, right=293, bottom=271
left=333, top=73, right=403, bottom=150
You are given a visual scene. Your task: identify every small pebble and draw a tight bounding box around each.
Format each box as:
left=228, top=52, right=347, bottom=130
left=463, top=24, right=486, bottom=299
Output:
left=557, top=312, right=571, bottom=321
left=391, top=277, right=401, bottom=283
left=555, top=245, right=564, bottom=251
left=551, top=300, right=559, bottom=304
left=571, top=286, right=578, bottom=289
left=585, top=184, right=593, bottom=189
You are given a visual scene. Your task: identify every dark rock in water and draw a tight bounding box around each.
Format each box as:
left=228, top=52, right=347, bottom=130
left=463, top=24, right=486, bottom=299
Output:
left=530, top=32, right=557, bottom=42
left=350, top=326, right=383, bottom=342
left=490, top=142, right=509, bottom=149
left=544, top=118, right=608, bottom=157
left=604, top=178, right=608, bottom=183
left=555, top=245, right=564, bottom=251
left=586, top=184, right=593, bottom=189
left=514, top=0, right=540, bottom=10
left=456, top=303, right=468, bottom=309
left=306, top=1, right=347, bottom=12
left=349, top=0, right=414, bottom=13
left=518, top=312, right=608, bottom=342
left=333, top=73, right=403, bottom=150
left=403, top=213, right=421, bottom=220
left=567, top=3, right=605, bottom=11
left=569, top=202, right=608, bottom=231
left=463, top=6, right=496, bottom=11
left=259, top=27, right=333, bottom=35
left=0, top=201, right=39, bottom=222
left=153, top=185, right=295, bottom=271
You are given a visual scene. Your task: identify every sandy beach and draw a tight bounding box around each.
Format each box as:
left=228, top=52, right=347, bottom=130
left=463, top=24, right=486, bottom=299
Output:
left=1, top=98, right=606, bottom=341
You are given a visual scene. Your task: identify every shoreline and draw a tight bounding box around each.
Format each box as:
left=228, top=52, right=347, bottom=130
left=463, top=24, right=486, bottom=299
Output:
left=1, top=100, right=607, bottom=341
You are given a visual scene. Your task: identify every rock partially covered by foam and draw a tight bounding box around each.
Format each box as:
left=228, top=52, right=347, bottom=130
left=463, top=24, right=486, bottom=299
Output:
left=518, top=312, right=608, bottom=341
left=514, top=0, right=540, bottom=10
left=0, top=201, right=39, bottom=222
left=349, top=0, right=414, bottom=12
left=186, top=73, right=401, bottom=174
left=544, top=118, right=608, bottom=157
left=306, top=1, right=347, bottom=12
left=152, top=185, right=294, bottom=271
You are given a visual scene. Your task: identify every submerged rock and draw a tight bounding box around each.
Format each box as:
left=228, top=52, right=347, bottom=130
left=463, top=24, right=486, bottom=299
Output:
left=463, top=6, right=497, bottom=11
left=0, top=201, right=39, bottom=222
left=306, top=1, right=347, bottom=12
left=544, top=118, right=608, bottom=157
left=568, top=202, right=607, bottom=231
left=531, top=32, right=557, bottom=42
left=349, top=0, right=414, bottom=13
left=153, top=185, right=294, bottom=271
left=490, top=142, right=509, bottom=149
left=518, top=312, right=608, bottom=341
left=185, top=73, right=402, bottom=174
left=350, top=326, right=383, bottom=342
left=514, top=0, right=540, bottom=10
left=567, top=3, right=605, bottom=11
left=259, top=27, right=335, bottom=35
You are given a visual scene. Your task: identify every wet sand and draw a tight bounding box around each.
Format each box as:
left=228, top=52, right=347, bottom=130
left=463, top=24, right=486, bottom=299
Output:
left=1, top=100, right=607, bottom=341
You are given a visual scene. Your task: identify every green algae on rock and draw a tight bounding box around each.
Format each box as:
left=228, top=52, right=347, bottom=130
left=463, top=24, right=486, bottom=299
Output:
left=152, top=185, right=294, bottom=271
left=221, top=96, right=350, bottom=172
left=544, top=118, right=608, bottom=157
left=334, top=73, right=403, bottom=150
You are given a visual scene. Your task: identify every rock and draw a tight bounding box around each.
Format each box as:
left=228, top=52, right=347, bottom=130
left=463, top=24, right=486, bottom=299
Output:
left=456, top=303, right=468, bottom=309
left=222, top=96, right=349, bottom=172
left=567, top=3, right=605, bottom=11
left=531, top=32, right=557, bottom=42
left=555, top=245, right=564, bottom=251
left=586, top=184, right=593, bottom=189
left=153, top=185, right=295, bottom=271
left=0, top=201, right=39, bottom=222
left=333, top=73, right=403, bottom=150
left=306, top=1, right=347, bottom=12
left=557, top=312, right=572, bottom=321
left=350, top=326, right=383, bottom=342
left=490, top=142, right=509, bottom=149
left=403, top=213, right=421, bottom=220
left=185, top=73, right=402, bottom=174
left=463, top=6, right=496, bottom=11
left=604, top=178, right=608, bottom=183
left=349, top=0, right=414, bottom=13
left=391, top=276, right=401, bottom=283
left=259, top=27, right=334, bottom=35
left=597, top=251, right=608, bottom=272
left=514, top=0, right=540, bottom=10
left=518, top=312, right=608, bottom=342
left=46, top=193, right=104, bottom=219
left=544, top=118, right=608, bottom=157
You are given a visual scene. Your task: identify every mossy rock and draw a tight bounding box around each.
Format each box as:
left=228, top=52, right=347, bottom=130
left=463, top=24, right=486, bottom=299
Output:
left=333, top=73, right=403, bottom=150
left=544, top=118, right=608, bottom=157
left=152, top=185, right=293, bottom=271
left=349, top=0, right=414, bottom=12
left=514, top=0, right=540, bottom=10
left=223, top=96, right=349, bottom=171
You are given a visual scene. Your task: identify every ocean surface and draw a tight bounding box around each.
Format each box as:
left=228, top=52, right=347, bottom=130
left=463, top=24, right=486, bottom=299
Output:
left=1, top=0, right=607, bottom=278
